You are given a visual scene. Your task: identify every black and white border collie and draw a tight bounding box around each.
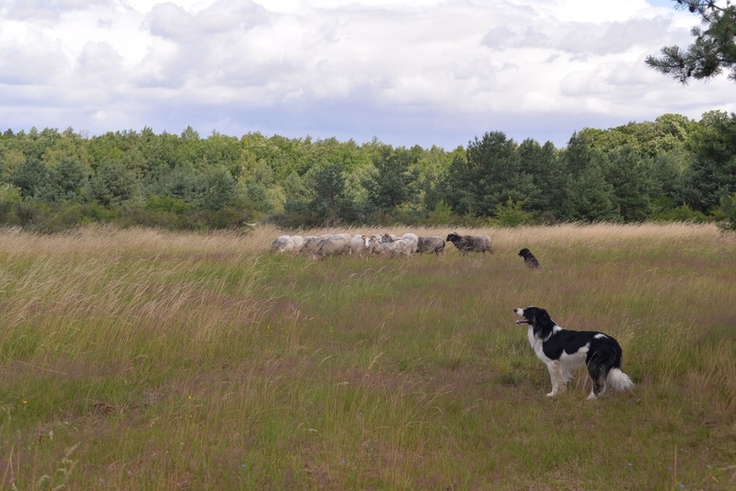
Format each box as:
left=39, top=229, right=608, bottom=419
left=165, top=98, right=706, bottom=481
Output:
left=513, top=306, right=634, bottom=399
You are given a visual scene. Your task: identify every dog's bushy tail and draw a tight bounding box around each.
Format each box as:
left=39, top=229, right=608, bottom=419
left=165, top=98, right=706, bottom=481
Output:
left=606, top=368, right=634, bottom=392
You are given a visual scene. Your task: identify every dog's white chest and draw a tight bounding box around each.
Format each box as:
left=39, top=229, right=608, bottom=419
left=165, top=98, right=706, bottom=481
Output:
left=528, top=326, right=547, bottom=361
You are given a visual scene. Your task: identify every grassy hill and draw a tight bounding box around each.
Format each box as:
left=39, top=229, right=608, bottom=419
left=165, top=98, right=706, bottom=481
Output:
left=1, top=223, right=734, bottom=490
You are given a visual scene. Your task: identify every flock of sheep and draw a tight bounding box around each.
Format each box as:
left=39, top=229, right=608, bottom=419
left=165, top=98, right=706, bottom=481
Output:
left=269, top=232, right=494, bottom=259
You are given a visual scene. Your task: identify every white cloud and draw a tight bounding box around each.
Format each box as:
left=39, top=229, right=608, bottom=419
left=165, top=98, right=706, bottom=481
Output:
left=0, top=31, right=69, bottom=85
left=0, top=0, right=731, bottom=148
left=0, top=0, right=115, bottom=21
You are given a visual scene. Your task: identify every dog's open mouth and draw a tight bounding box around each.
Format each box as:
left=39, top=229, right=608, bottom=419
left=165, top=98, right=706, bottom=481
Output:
left=515, top=318, right=528, bottom=324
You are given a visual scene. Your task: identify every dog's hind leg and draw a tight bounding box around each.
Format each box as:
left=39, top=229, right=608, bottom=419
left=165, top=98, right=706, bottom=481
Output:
left=586, top=364, right=607, bottom=400
left=587, top=377, right=606, bottom=400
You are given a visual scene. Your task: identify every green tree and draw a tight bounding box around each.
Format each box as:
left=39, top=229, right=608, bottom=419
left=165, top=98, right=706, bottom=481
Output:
left=143, top=165, right=206, bottom=205
left=420, top=146, right=460, bottom=213
left=469, top=132, right=537, bottom=216
left=441, top=153, right=478, bottom=216
left=564, top=158, right=622, bottom=223
left=563, top=131, right=600, bottom=177
left=444, top=131, right=538, bottom=218
left=53, top=157, right=88, bottom=202
left=282, top=171, right=309, bottom=202
left=307, top=163, right=359, bottom=223
left=579, top=115, right=695, bottom=158
left=646, top=0, right=736, bottom=83
left=244, top=182, right=273, bottom=214
left=0, top=183, right=21, bottom=203
left=649, top=149, right=688, bottom=213
left=604, top=146, right=655, bottom=222
left=679, top=110, right=736, bottom=212
left=312, top=164, right=346, bottom=209
left=87, top=162, right=139, bottom=207
left=11, top=157, right=54, bottom=200
left=517, top=138, right=566, bottom=219
left=364, top=147, right=418, bottom=214
left=200, top=166, right=236, bottom=211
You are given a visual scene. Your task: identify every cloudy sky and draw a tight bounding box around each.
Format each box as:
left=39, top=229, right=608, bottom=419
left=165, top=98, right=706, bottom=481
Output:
left=0, top=0, right=733, bottom=148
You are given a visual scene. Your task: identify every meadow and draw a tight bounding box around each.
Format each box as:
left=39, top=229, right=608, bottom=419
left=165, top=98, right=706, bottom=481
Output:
left=0, top=223, right=734, bottom=490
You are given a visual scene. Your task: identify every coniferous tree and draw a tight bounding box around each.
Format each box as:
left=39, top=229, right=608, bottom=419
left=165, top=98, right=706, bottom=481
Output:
left=87, top=162, right=139, bottom=207
left=646, top=0, right=736, bottom=84
left=364, top=147, right=417, bottom=214
left=469, top=131, right=537, bottom=216
left=53, top=157, right=88, bottom=202
left=12, top=157, right=54, bottom=200
left=444, top=131, right=537, bottom=218
left=201, top=166, right=237, bottom=211
left=308, top=163, right=355, bottom=223
left=563, top=132, right=599, bottom=178
left=312, top=164, right=345, bottom=209
left=517, top=138, right=566, bottom=219
left=441, top=152, right=478, bottom=216
left=604, top=145, right=655, bottom=222
left=564, top=158, right=622, bottom=222
left=679, top=110, right=736, bottom=212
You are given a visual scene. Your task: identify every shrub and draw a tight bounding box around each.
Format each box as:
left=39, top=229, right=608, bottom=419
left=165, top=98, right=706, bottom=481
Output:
left=492, top=198, right=534, bottom=227
left=650, top=204, right=710, bottom=223
left=146, top=195, right=192, bottom=213
left=717, top=193, right=736, bottom=231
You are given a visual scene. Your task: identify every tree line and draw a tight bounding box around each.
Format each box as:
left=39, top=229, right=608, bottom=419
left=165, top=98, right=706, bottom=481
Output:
left=1, top=110, right=735, bottom=233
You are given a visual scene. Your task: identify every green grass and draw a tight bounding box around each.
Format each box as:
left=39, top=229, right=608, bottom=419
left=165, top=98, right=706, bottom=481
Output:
left=0, top=223, right=735, bottom=490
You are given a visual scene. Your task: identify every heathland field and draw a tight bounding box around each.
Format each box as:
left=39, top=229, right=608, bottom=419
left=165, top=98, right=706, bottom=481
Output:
left=0, top=223, right=734, bottom=490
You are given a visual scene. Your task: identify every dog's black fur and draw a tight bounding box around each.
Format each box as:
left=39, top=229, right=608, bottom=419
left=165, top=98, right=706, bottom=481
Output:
left=518, top=248, right=540, bottom=268
left=513, top=306, right=634, bottom=399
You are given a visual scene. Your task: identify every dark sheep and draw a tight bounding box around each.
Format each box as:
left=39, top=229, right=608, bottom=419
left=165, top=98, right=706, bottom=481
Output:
left=445, top=232, right=493, bottom=255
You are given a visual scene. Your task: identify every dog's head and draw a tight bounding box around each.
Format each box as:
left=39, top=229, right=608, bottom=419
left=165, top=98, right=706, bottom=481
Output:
left=518, top=248, right=531, bottom=257
left=513, top=306, right=553, bottom=328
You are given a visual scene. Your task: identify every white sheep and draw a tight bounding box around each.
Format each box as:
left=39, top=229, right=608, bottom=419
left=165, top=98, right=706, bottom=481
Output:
left=349, top=234, right=371, bottom=255
left=314, top=233, right=352, bottom=259
left=289, top=235, right=305, bottom=252
left=270, top=235, right=293, bottom=254
left=300, top=235, right=328, bottom=255
left=270, top=235, right=306, bottom=254
left=370, top=238, right=413, bottom=258
left=401, top=233, right=419, bottom=253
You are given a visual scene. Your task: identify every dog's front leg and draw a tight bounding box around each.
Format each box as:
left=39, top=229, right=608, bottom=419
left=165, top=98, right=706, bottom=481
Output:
left=546, top=361, right=564, bottom=397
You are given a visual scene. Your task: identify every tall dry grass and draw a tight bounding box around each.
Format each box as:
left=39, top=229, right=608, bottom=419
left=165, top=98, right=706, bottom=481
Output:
left=0, top=223, right=734, bottom=490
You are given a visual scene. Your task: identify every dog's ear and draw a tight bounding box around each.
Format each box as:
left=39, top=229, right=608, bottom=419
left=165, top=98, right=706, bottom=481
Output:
left=535, top=308, right=557, bottom=328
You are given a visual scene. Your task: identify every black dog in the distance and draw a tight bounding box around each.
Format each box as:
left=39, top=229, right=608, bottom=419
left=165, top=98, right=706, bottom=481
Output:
left=518, top=248, right=541, bottom=268
left=513, top=306, right=634, bottom=399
